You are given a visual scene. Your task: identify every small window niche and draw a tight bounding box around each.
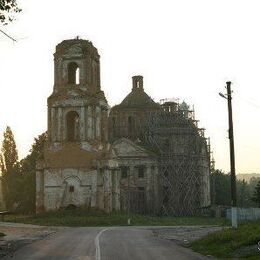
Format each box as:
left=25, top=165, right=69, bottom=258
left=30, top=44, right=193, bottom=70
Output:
left=68, top=62, right=80, bottom=84
left=128, top=116, right=134, bottom=136
left=69, top=186, right=74, bottom=192
left=66, top=111, right=80, bottom=142
left=138, top=166, right=145, bottom=178
left=121, top=166, right=128, bottom=179
left=138, top=187, right=145, bottom=191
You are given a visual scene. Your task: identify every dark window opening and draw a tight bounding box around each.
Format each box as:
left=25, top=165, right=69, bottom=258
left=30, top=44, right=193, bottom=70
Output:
left=128, top=116, right=134, bottom=136
left=138, top=187, right=145, bottom=191
left=69, top=186, right=74, bottom=192
left=66, top=111, right=80, bottom=141
left=121, top=166, right=128, bottom=179
left=68, top=62, right=80, bottom=84
left=66, top=204, right=77, bottom=210
left=138, top=166, right=145, bottom=178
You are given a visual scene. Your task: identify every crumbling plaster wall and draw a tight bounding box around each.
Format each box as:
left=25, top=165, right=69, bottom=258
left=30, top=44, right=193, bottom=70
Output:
left=42, top=168, right=98, bottom=211
left=48, top=99, right=105, bottom=143
left=112, top=139, right=159, bottom=211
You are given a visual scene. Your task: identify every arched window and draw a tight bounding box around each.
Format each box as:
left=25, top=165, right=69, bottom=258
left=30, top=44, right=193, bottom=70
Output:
left=136, top=81, right=140, bottom=88
left=128, top=116, right=134, bottom=136
left=66, top=111, right=80, bottom=141
left=75, top=67, right=80, bottom=84
left=68, top=62, right=80, bottom=84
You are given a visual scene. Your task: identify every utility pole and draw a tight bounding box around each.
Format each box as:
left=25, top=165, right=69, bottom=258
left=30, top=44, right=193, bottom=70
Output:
left=226, top=81, right=237, bottom=208
left=219, top=81, right=237, bottom=227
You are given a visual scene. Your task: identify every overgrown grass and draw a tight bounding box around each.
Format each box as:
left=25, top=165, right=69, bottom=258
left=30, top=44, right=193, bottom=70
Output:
left=190, top=220, right=260, bottom=259
left=2, top=208, right=229, bottom=227
left=0, top=232, right=5, bottom=237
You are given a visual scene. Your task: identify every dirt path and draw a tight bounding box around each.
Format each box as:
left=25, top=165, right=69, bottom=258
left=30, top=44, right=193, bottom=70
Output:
left=152, top=225, right=225, bottom=245
left=0, top=222, right=59, bottom=258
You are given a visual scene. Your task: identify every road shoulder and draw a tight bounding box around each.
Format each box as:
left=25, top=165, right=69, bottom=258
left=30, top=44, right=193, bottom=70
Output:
left=0, top=222, right=60, bottom=258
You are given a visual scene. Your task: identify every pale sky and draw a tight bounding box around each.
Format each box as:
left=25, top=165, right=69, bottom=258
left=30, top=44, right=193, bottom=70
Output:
left=0, top=0, right=260, bottom=173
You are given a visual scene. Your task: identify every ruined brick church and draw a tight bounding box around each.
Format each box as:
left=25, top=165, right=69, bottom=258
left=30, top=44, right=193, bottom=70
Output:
left=36, top=39, right=211, bottom=216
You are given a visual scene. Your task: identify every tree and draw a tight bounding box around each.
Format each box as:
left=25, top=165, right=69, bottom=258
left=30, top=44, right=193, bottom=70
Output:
left=210, top=169, right=231, bottom=206
left=251, top=180, right=260, bottom=207
left=0, top=0, right=21, bottom=24
left=19, top=132, right=46, bottom=213
left=236, top=179, right=254, bottom=207
left=0, top=126, right=20, bottom=210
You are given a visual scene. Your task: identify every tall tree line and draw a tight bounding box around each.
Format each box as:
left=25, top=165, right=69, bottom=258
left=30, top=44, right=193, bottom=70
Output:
left=210, top=169, right=260, bottom=207
left=0, top=126, right=20, bottom=210
left=0, top=126, right=46, bottom=213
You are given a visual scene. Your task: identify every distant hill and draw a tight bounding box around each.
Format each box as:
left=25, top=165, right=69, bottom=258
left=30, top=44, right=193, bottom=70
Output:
left=237, top=173, right=260, bottom=183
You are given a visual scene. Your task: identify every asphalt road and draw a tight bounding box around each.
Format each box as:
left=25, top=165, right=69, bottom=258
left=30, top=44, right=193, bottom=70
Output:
left=3, top=227, right=208, bottom=260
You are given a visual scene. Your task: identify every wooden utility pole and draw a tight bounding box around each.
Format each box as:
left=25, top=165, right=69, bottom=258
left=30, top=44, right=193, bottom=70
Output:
left=220, top=81, right=237, bottom=227
left=226, top=81, right=237, bottom=207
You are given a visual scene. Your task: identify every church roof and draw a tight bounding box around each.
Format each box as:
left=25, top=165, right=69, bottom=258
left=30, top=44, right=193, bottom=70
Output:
left=118, top=89, right=159, bottom=108
left=54, top=38, right=99, bottom=58
left=112, top=76, right=160, bottom=110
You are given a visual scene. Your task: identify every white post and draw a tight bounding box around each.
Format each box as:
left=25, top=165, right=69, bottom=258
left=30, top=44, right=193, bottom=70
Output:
left=231, top=207, right=238, bottom=228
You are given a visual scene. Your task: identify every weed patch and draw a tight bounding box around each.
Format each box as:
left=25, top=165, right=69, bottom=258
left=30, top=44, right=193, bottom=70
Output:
left=2, top=209, right=229, bottom=227
left=190, top=220, right=260, bottom=258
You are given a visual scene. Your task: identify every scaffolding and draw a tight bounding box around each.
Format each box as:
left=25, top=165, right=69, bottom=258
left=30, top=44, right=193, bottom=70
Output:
left=143, top=101, right=211, bottom=216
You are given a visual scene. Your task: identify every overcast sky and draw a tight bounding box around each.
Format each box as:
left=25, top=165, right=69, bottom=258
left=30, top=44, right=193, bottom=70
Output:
left=0, top=0, right=260, bottom=173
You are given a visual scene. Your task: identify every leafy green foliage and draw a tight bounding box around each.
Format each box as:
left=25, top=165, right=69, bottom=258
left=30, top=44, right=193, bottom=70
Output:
left=0, top=129, right=46, bottom=213
left=251, top=180, right=260, bottom=207
left=19, top=132, right=47, bottom=213
left=211, top=169, right=231, bottom=205
left=211, top=169, right=259, bottom=207
left=3, top=209, right=229, bottom=227
left=0, top=126, right=18, bottom=173
left=191, top=220, right=260, bottom=258
left=0, top=0, right=21, bottom=24
left=0, top=126, right=20, bottom=210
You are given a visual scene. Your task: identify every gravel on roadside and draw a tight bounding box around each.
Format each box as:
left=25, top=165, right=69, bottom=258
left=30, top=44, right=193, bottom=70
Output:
left=0, top=222, right=59, bottom=258
left=152, top=225, right=226, bottom=245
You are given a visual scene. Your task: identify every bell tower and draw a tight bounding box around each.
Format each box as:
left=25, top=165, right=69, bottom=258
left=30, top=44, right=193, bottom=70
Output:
left=47, top=38, right=108, bottom=147
left=53, top=38, right=101, bottom=93
left=36, top=38, right=119, bottom=214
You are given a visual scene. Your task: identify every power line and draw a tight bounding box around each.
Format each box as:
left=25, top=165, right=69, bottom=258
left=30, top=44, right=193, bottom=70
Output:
left=237, top=95, right=260, bottom=109
left=0, top=29, right=17, bottom=42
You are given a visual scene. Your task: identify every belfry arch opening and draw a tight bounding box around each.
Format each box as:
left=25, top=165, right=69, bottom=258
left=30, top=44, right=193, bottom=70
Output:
left=68, top=62, right=80, bottom=84
left=66, top=111, right=80, bottom=141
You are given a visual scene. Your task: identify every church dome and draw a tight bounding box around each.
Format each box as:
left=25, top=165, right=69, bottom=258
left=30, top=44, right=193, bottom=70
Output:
left=112, top=75, right=160, bottom=110
left=118, top=89, right=159, bottom=108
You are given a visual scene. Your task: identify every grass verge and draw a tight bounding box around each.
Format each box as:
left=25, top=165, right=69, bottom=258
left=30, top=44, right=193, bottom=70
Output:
left=2, top=209, right=229, bottom=227
left=190, top=220, right=260, bottom=259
